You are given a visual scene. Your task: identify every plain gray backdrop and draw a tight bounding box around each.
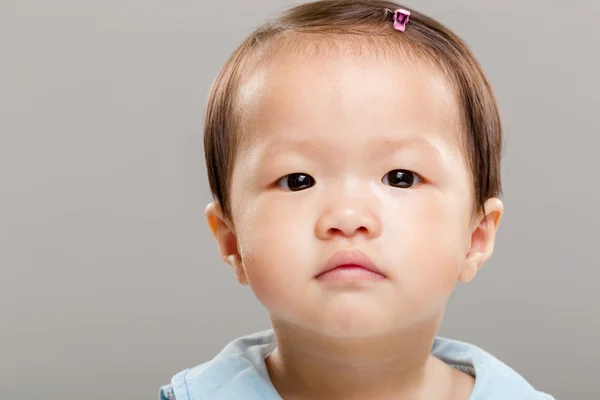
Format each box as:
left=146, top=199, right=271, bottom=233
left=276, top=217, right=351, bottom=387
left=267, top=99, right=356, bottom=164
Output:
left=1, top=0, right=599, bottom=399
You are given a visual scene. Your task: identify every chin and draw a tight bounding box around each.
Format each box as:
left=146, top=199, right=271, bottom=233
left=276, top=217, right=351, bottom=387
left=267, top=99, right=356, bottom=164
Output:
left=311, top=312, right=395, bottom=339
left=314, top=322, right=395, bottom=340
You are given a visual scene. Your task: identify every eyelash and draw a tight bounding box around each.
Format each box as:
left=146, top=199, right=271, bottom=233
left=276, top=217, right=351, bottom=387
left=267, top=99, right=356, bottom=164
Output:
left=274, top=170, right=423, bottom=191
left=275, top=173, right=315, bottom=191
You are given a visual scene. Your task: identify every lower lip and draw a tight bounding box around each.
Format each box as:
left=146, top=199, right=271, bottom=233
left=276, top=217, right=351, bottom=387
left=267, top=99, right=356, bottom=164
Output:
left=316, top=265, right=386, bottom=282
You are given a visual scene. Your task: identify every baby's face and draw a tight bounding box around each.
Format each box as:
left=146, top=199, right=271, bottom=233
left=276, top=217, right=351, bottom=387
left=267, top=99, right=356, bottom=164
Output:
left=221, top=49, right=484, bottom=337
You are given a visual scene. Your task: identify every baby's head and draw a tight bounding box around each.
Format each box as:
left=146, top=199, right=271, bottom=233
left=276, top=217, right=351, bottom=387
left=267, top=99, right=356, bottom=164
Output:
left=204, top=0, right=504, bottom=338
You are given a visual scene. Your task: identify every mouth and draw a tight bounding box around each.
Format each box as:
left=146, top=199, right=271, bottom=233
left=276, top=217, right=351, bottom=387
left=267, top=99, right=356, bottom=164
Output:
left=316, top=249, right=386, bottom=281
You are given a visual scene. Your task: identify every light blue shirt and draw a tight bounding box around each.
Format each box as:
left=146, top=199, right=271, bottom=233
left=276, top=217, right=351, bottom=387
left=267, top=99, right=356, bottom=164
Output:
left=159, top=329, right=554, bottom=400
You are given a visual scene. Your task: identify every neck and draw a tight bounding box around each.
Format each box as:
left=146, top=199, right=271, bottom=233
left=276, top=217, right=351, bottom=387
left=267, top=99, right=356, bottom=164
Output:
left=265, top=315, right=453, bottom=400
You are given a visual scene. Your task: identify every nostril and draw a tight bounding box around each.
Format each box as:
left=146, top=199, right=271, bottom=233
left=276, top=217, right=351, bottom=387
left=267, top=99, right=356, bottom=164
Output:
left=327, top=226, right=369, bottom=237
left=327, top=227, right=343, bottom=236
left=356, top=226, right=368, bottom=234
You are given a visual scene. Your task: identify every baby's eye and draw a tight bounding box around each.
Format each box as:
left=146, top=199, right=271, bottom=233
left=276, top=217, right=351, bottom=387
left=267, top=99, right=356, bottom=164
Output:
left=382, top=169, right=421, bottom=188
left=275, top=173, right=316, bottom=191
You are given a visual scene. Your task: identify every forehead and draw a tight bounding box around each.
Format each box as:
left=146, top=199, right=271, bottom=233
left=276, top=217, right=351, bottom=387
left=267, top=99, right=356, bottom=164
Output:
left=236, top=45, right=462, bottom=154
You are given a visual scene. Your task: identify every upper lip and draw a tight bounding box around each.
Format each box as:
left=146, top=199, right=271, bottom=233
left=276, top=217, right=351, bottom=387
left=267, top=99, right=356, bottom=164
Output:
left=316, top=249, right=385, bottom=278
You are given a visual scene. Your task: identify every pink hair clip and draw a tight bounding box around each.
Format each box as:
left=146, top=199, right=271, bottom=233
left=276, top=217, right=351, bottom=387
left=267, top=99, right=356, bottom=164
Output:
left=393, top=8, right=411, bottom=32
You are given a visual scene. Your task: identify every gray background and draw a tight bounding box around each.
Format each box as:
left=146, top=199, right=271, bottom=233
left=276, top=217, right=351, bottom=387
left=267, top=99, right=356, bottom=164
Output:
left=1, top=0, right=598, bottom=399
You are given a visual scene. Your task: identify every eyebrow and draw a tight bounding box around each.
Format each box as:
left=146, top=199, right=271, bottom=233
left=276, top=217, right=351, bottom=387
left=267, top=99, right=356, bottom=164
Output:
left=373, top=138, right=444, bottom=160
left=259, top=137, right=332, bottom=163
left=258, top=136, right=445, bottom=165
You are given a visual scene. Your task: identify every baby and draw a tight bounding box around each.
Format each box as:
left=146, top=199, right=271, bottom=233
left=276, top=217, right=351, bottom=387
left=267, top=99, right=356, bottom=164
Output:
left=160, top=1, right=555, bottom=399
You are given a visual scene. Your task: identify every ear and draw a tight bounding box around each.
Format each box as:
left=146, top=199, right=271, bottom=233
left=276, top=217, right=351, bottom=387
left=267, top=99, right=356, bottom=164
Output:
left=205, top=202, right=249, bottom=286
left=458, top=197, right=504, bottom=283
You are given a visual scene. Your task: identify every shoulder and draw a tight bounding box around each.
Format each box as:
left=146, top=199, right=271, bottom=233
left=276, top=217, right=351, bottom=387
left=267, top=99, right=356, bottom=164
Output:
left=158, top=330, right=280, bottom=400
left=432, top=336, right=555, bottom=400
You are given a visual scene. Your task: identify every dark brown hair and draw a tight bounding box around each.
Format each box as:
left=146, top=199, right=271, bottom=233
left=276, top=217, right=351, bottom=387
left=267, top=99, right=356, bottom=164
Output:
left=204, top=0, right=502, bottom=222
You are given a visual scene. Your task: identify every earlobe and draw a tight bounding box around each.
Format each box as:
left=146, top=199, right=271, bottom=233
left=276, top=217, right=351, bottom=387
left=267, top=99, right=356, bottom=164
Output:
left=228, top=255, right=250, bottom=286
left=458, top=252, right=482, bottom=283
left=205, top=202, right=248, bottom=285
left=458, top=198, right=504, bottom=283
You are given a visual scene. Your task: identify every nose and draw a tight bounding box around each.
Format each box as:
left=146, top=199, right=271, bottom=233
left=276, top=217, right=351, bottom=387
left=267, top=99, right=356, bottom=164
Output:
left=315, top=195, right=383, bottom=240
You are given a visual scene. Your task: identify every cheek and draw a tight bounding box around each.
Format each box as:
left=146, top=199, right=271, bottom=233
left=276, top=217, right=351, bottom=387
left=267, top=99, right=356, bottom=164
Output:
left=383, top=190, right=470, bottom=302
left=232, top=195, right=316, bottom=311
